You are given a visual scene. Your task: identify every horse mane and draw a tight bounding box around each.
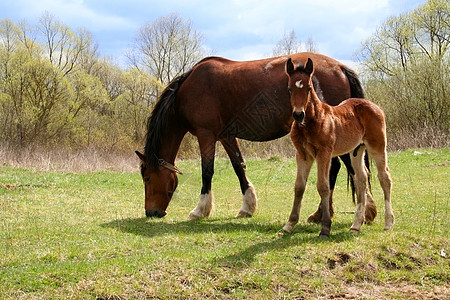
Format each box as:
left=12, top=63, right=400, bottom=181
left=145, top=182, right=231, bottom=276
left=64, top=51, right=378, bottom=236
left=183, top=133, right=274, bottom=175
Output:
left=143, top=70, right=192, bottom=168
left=312, top=76, right=325, bottom=102
left=143, top=57, right=219, bottom=168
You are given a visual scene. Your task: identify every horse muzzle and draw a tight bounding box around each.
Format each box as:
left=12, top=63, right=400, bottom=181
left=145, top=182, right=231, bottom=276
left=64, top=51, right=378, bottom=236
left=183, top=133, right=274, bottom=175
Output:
left=145, top=209, right=167, bottom=218
left=293, top=110, right=305, bottom=123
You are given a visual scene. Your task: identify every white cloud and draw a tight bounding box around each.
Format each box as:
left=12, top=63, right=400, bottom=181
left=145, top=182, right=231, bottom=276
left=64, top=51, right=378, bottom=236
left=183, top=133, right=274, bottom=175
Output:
left=1, top=0, right=424, bottom=64
left=14, top=0, right=135, bottom=31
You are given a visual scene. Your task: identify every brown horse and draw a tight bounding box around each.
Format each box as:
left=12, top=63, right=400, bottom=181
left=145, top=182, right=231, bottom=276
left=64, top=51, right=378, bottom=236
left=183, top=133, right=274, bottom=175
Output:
left=135, top=52, right=377, bottom=220
left=283, top=58, right=394, bottom=237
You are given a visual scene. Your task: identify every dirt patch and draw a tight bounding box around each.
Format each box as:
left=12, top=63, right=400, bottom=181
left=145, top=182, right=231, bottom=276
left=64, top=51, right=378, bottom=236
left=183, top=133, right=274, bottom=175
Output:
left=328, top=252, right=352, bottom=269
left=332, top=283, right=449, bottom=299
left=0, top=183, right=18, bottom=190
left=425, top=161, right=450, bottom=168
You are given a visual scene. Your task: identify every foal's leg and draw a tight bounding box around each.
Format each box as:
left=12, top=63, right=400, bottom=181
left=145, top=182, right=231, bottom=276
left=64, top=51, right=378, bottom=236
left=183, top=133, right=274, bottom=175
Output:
left=307, top=157, right=340, bottom=224
left=315, top=152, right=333, bottom=237
left=189, top=136, right=216, bottom=219
left=221, top=137, right=258, bottom=217
left=371, top=151, right=394, bottom=230
left=283, top=151, right=314, bottom=233
left=349, top=146, right=368, bottom=232
left=340, top=153, right=378, bottom=223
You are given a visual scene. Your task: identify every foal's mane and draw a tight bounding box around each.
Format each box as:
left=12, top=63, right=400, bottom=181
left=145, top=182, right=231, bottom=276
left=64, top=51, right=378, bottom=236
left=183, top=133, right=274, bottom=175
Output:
left=143, top=57, right=218, bottom=168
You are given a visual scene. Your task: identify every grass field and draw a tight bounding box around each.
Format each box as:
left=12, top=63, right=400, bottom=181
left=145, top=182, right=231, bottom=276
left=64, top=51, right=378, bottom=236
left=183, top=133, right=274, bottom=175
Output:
left=0, top=148, right=449, bottom=299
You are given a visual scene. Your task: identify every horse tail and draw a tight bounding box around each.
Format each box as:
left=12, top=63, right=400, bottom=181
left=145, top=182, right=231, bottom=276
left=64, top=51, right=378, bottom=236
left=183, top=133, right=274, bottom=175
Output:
left=341, top=67, right=374, bottom=215
left=342, top=66, right=365, bottom=98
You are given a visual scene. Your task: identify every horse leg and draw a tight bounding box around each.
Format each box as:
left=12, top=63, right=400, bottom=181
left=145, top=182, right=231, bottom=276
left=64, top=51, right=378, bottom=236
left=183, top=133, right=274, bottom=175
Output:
left=371, top=151, right=394, bottom=230
left=189, top=136, right=217, bottom=219
left=349, top=146, right=368, bottom=232
left=307, top=157, right=340, bottom=223
left=283, top=151, right=314, bottom=233
left=341, top=151, right=378, bottom=223
left=316, top=152, right=333, bottom=237
left=220, top=137, right=258, bottom=217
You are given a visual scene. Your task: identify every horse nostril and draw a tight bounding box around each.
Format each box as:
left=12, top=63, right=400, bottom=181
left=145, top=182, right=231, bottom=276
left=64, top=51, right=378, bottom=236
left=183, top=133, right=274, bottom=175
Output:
left=146, top=210, right=167, bottom=218
left=293, top=111, right=305, bottom=123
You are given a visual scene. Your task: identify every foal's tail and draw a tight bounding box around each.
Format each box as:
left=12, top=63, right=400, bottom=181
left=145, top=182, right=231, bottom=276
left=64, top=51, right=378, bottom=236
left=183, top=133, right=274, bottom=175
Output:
left=341, top=67, right=373, bottom=207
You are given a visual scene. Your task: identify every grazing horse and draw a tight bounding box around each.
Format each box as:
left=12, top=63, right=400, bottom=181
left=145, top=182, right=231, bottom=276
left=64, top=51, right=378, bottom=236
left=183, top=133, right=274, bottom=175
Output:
left=135, top=52, right=377, bottom=220
left=282, top=58, right=394, bottom=237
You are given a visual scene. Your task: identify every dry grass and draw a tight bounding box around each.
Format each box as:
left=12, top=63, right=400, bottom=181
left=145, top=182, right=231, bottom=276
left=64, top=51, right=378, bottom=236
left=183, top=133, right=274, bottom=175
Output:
left=0, top=145, right=138, bottom=173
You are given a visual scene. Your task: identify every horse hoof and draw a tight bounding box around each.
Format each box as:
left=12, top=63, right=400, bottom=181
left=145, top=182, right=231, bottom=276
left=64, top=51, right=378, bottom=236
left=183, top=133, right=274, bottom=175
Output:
left=350, top=228, right=360, bottom=233
left=282, top=225, right=293, bottom=233
left=188, top=211, right=203, bottom=220
left=319, top=234, right=329, bottom=239
left=236, top=210, right=252, bottom=218
left=384, top=225, right=394, bottom=231
left=307, top=214, right=321, bottom=224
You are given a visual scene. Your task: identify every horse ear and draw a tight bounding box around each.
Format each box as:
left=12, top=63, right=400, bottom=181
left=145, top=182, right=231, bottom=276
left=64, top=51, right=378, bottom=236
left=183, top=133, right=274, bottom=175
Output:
left=304, top=58, right=314, bottom=75
left=135, top=151, right=146, bottom=162
left=286, top=57, right=295, bottom=75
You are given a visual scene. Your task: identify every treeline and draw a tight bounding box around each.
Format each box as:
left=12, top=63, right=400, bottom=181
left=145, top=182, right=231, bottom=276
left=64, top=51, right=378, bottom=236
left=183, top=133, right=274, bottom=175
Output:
left=0, top=13, right=168, bottom=153
left=1, top=0, right=448, bottom=163
left=359, top=0, right=449, bottom=149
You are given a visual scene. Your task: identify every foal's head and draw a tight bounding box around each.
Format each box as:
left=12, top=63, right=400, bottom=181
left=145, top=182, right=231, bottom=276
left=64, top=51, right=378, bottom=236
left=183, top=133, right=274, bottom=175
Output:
left=285, top=57, right=314, bottom=124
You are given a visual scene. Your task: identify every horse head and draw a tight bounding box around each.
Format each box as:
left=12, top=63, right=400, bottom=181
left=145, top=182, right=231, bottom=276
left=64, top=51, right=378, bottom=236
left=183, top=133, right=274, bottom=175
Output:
left=286, top=57, right=314, bottom=124
left=135, top=151, right=179, bottom=218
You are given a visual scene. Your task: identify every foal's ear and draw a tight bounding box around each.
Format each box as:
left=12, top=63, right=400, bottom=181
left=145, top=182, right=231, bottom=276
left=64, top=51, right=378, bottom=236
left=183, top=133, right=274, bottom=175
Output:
left=135, top=150, right=146, bottom=163
left=286, top=57, right=295, bottom=75
left=304, top=58, right=314, bottom=75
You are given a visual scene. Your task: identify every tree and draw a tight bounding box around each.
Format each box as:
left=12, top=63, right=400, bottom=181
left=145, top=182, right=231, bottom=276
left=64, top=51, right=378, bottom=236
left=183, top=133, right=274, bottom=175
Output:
left=128, top=13, right=206, bottom=85
left=358, top=0, right=449, bottom=149
left=273, top=30, right=318, bottom=56
left=38, top=12, right=98, bottom=77
left=273, top=30, right=302, bottom=56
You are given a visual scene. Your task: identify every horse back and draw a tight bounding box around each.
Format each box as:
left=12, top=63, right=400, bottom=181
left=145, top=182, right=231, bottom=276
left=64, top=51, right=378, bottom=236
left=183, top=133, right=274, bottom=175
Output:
left=333, top=98, right=387, bottom=153
left=176, top=53, right=355, bottom=142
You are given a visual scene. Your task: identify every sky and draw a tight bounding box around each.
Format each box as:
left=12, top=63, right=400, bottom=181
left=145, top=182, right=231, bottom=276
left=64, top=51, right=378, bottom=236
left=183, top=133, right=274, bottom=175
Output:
left=1, top=0, right=425, bottom=69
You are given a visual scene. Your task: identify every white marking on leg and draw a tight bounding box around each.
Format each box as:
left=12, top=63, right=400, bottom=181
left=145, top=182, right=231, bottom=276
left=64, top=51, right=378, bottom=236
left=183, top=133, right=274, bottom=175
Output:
left=374, top=153, right=394, bottom=230
left=189, top=191, right=215, bottom=219
left=350, top=148, right=367, bottom=232
left=237, top=183, right=258, bottom=217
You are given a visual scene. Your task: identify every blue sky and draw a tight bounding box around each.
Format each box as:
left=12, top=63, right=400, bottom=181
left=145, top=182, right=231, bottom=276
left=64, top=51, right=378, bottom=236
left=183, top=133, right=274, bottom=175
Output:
left=1, top=0, right=425, bottom=68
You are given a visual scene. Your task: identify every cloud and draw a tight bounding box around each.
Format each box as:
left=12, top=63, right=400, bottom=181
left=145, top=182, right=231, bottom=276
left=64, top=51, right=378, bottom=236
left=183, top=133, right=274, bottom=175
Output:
left=1, top=0, right=424, bottom=64
left=11, top=0, right=136, bottom=31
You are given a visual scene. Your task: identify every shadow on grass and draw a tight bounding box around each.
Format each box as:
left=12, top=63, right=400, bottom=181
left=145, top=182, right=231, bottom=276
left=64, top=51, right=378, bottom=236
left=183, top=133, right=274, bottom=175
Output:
left=213, top=222, right=356, bottom=268
left=101, top=217, right=356, bottom=267
left=101, top=216, right=285, bottom=238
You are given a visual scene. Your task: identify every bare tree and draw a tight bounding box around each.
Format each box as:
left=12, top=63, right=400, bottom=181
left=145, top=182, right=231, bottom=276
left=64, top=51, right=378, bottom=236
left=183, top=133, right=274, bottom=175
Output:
left=358, top=0, right=449, bottom=148
left=305, top=37, right=318, bottom=53
left=129, top=13, right=206, bottom=85
left=273, top=30, right=318, bottom=56
left=38, top=12, right=94, bottom=76
left=273, top=30, right=302, bottom=56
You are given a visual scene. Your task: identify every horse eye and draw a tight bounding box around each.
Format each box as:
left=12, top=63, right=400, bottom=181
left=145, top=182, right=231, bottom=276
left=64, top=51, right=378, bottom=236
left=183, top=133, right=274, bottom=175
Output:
left=307, top=85, right=312, bottom=92
left=144, top=177, right=150, bottom=183
left=288, top=87, right=292, bottom=94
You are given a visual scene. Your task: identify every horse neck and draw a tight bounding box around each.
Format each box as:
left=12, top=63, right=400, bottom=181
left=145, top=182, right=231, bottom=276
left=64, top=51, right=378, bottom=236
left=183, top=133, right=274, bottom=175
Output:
left=159, top=124, right=187, bottom=164
left=305, top=89, right=326, bottom=123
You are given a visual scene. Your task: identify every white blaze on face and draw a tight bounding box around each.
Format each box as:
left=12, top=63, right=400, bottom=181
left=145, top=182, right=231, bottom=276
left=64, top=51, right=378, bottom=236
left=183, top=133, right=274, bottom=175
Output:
left=295, top=80, right=303, bottom=89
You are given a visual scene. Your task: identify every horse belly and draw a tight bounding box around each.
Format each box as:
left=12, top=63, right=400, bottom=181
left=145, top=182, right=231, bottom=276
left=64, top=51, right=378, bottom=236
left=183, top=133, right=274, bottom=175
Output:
left=219, top=91, right=292, bottom=141
left=223, top=113, right=292, bottom=141
left=331, top=128, right=363, bottom=157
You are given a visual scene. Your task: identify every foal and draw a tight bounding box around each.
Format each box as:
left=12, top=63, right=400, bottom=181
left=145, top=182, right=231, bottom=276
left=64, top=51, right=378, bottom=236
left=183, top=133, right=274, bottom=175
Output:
left=283, top=58, right=394, bottom=237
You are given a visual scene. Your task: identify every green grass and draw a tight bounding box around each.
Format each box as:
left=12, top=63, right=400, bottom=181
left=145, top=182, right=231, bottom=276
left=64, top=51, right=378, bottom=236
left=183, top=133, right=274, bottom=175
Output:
left=1, top=148, right=449, bottom=299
